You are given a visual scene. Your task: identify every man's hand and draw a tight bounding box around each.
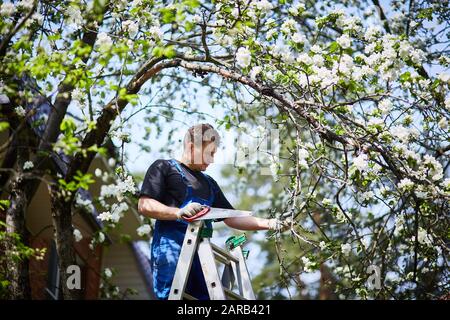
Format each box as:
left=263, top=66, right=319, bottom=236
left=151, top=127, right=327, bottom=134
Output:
left=176, top=202, right=205, bottom=220
left=268, top=218, right=293, bottom=232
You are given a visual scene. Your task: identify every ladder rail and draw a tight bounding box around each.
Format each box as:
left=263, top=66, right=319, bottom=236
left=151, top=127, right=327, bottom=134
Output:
left=168, top=222, right=202, bottom=300
left=230, top=246, right=256, bottom=300
left=197, top=237, right=226, bottom=299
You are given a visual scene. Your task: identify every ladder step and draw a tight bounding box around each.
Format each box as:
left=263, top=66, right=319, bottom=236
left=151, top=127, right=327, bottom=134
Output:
left=211, top=243, right=239, bottom=263
left=224, top=288, right=245, bottom=300
left=214, top=252, right=232, bottom=265
left=182, top=293, right=197, bottom=300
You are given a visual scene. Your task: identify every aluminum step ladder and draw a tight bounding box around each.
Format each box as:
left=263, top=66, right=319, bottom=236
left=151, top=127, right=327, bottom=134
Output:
left=168, top=220, right=256, bottom=300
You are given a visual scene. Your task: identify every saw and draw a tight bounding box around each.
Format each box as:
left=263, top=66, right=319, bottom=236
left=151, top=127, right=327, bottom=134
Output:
left=183, top=207, right=252, bottom=222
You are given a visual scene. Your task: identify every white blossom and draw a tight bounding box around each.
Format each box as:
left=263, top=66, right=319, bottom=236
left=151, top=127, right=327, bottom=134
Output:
left=341, top=243, right=352, bottom=256
left=291, top=32, right=305, bottom=44
left=23, top=161, right=34, bottom=170
left=266, top=29, right=277, bottom=40
left=122, top=20, right=139, bottom=37
left=361, top=237, right=370, bottom=249
left=361, top=191, right=374, bottom=202
left=108, top=158, right=116, bottom=167
left=1, top=2, right=15, bottom=16
left=368, top=117, right=384, bottom=127
left=298, top=148, right=309, bottom=161
left=398, top=178, right=414, bottom=191
left=353, top=153, right=369, bottom=171
left=296, top=53, right=312, bottom=65
left=288, top=3, right=305, bottom=16
left=337, top=34, right=351, bottom=49
left=73, top=229, right=83, bottom=242
left=301, top=256, right=314, bottom=272
left=98, top=232, right=105, bottom=243
left=95, top=168, right=102, bottom=177
left=98, top=211, right=112, bottom=222
left=137, top=224, right=151, bottom=236
left=417, top=228, right=433, bottom=247
left=192, top=14, right=202, bottom=23
left=97, top=32, right=113, bottom=51
left=438, top=117, right=448, bottom=130
left=280, top=19, right=296, bottom=34
left=442, top=178, right=450, bottom=190
left=110, top=202, right=128, bottom=223
left=310, top=44, right=323, bottom=54
left=104, top=268, right=112, bottom=278
left=65, top=5, right=84, bottom=27
left=249, top=66, right=262, bottom=80
left=236, top=47, right=251, bottom=68
left=18, top=0, right=34, bottom=10
left=72, top=87, right=84, bottom=103
left=15, top=106, right=26, bottom=117
left=410, top=49, right=425, bottom=64
left=319, top=241, right=327, bottom=250
left=390, top=126, right=418, bottom=142
left=75, top=193, right=94, bottom=211
left=379, top=99, right=393, bottom=114
left=364, top=25, right=382, bottom=42
left=255, top=0, right=273, bottom=12
left=149, top=26, right=163, bottom=40
left=230, top=6, right=240, bottom=18
left=338, top=16, right=362, bottom=32
left=422, top=154, right=443, bottom=181
left=31, top=12, right=44, bottom=24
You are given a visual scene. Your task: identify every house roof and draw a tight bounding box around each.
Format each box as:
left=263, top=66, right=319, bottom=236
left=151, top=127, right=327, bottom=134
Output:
left=1, top=76, right=107, bottom=235
left=131, top=241, right=155, bottom=299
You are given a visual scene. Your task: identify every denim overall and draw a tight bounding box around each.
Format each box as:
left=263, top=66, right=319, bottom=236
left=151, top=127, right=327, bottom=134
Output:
left=150, top=159, right=216, bottom=300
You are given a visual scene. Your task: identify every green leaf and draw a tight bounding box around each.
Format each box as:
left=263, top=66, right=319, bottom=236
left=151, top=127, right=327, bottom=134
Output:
left=163, top=45, right=176, bottom=58
left=160, top=7, right=176, bottom=24
left=183, top=0, right=200, bottom=9
left=152, top=46, right=164, bottom=57
left=328, top=41, right=340, bottom=54
left=60, top=118, right=76, bottom=136
left=184, top=21, right=195, bottom=32
left=0, top=200, right=11, bottom=210
left=0, top=122, right=10, bottom=132
left=75, top=170, right=95, bottom=190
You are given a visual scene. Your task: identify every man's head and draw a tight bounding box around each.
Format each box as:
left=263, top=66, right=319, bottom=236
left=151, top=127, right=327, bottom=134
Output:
left=182, top=123, right=220, bottom=171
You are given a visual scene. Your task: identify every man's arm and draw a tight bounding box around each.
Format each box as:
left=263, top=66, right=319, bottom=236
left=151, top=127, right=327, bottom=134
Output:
left=223, top=216, right=271, bottom=231
left=138, top=196, right=179, bottom=220
left=138, top=196, right=205, bottom=221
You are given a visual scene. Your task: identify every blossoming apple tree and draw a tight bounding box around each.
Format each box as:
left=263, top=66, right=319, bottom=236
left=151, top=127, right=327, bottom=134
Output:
left=0, top=0, right=448, bottom=299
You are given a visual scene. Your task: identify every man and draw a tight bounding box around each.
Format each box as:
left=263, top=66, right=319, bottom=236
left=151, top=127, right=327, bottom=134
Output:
left=138, top=123, right=288, bottom=300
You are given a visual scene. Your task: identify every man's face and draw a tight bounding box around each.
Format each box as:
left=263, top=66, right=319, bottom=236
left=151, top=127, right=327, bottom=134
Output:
left=190, top=141, right=217, bottom=171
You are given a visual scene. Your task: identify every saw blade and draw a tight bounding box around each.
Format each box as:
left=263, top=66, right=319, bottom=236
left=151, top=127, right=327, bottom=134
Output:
left=194, top=207, right=252, bottom=220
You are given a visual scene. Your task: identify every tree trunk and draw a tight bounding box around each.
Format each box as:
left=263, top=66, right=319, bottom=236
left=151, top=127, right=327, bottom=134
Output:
left=4, top=121, right=31, bottom=300
left=5, top=176, right=31, bottom=299
left=49, top=184, right=82, bottom=300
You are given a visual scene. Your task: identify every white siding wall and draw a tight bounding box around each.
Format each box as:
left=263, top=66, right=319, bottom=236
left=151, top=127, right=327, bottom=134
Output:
left=102, top=243, right=152, bottom=300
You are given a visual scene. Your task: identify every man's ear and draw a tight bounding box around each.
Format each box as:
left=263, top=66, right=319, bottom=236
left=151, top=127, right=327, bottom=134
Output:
left=188, top=142, right=195, bottom=163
